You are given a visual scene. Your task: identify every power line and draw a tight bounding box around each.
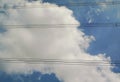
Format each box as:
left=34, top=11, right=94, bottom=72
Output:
left=1, top=23, right=120, bottom=28
left=0, top=58, right=118, bottom=66
left=0, top=58, right=111, bottom=62
left=0, top=24, right=79, bottom=29
left=0, top=1, right=120, bottom=9
left=1, top=24, right=79, bottom=27
left=81, top=23, right=120, bottom=27
left=67, top=1, right=120, bottom=6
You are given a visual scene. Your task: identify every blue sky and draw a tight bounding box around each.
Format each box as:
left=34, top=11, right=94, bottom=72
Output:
left=0, top=0, right=120, bottom=82
left=43, top=0, right=120, bottom=72
left=0, top=71, right=60, bottom=82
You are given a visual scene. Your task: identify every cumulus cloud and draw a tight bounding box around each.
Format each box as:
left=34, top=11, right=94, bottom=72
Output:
left=0, top=0, right=120, bottom=82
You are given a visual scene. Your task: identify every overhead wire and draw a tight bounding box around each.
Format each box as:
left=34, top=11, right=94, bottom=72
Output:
left=0, top=1, right=120, bottom=9
left=0, top=23, right=120, bottom=28
left=0, top=58, right=118, bottom=66
left=0, top=1, right=120, bottom=66
left=0, top=1, right=120, bottom=28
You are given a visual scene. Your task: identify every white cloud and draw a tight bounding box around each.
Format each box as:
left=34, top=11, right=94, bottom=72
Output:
left=0, top=0, right=120, bottom=82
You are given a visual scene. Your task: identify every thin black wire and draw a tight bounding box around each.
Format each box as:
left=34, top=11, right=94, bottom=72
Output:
left=67, top=1, right=120, bottom=6
left=1, top=23, right=120, bottom=28
left=0, top=24, right=79, bottom=29
left=0, top=58, right=110, bottom=62
left=0, top=58, right=118, bottom=66
left=0, top=2, right=120, bottom=64
left=0, top=1, right=120, bottom=9
left=1, top=24, right=79, bottom=27
left=81, top=23, right=120, bottom=27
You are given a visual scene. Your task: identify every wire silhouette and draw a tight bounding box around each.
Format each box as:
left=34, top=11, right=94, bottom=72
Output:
left=0, top=1, right=120, bottom=9
left=0, top=58, right=118, bottom=66
left=1, top=23, right=120, bottom=28
left=0, top=1, right=120, bottom=66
